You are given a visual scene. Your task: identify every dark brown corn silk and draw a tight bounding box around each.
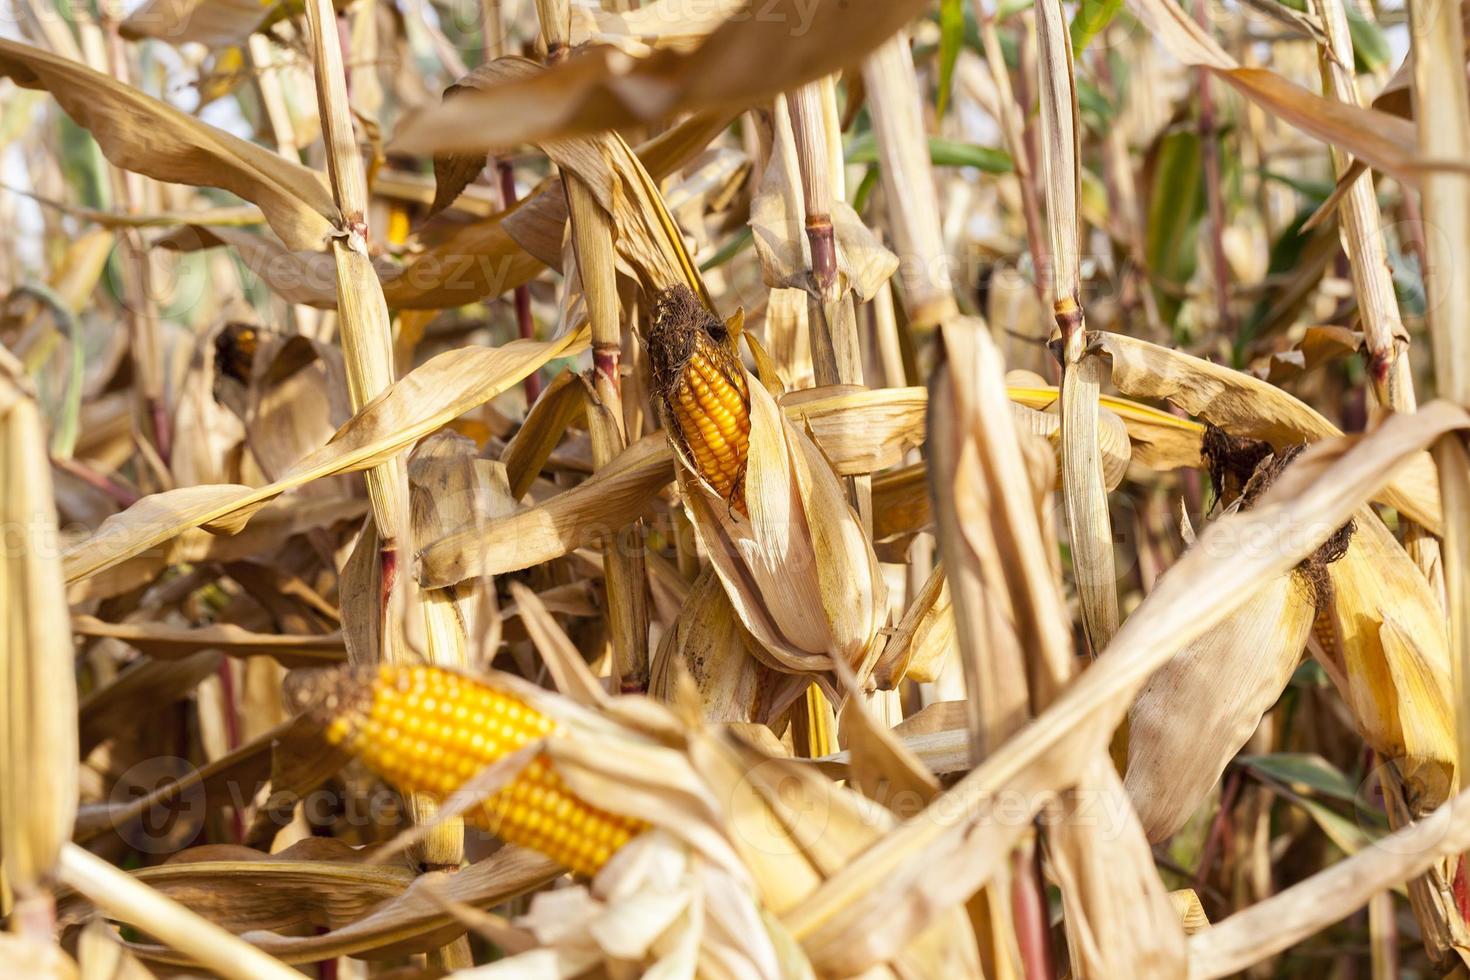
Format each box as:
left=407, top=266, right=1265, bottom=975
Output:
left=1203, top=425, right=1355, bottom=611
left=646, top=285, right=752, bottom=516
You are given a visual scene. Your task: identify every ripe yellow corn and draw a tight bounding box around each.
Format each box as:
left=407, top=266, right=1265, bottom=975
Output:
left=648, top=286, right=751, bottom=515
left=319, top=664, right=645, bottom=877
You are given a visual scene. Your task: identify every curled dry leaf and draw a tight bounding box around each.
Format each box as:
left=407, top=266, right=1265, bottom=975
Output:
left=63, top=328, right=587, bottom=584
left=0, top=39, right=336, bottom=251
left=390, top=0, right=934, bottom=154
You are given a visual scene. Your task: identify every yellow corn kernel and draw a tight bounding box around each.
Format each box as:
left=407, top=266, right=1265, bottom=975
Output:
left=647, top=286, right=751, bottom=515
left=317, top=664, right=645, bottom=877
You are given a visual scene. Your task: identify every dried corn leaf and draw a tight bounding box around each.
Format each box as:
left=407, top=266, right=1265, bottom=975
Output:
left=782, top=400, right=1470, bottom=971
left=59, top=839, right=415, bottom=938
left=391, top=0, right=933, bottom=154
left=0, top=39, right=335, bottom=251
left=121, top=0, right=274, bottom=47
left=63, top=329, right=587, bottom=583
left=72, top=616, right=346, bottom=668
left=873, top=565, right=955, bottom=688
left=57, top=845, right=300, bottom=980
left=1125, top=0, right=1447, bottom=183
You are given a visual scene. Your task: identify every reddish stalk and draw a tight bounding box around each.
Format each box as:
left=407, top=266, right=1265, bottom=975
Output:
left=1011, top=844, right=1056, bottom=979
left=52, top=455, right=141, bottom=507
left=498, top=159, right=541, bottom=403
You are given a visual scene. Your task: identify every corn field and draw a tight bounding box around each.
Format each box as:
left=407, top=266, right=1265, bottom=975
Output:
left=5, top=0, right=1470, bottom=975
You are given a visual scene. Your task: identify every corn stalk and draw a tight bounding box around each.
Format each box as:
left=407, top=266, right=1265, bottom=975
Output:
left=0, top=358, right=77, bottom=941
left=535, top=0, right=651, bottom=693
left=1035, top=0, right=1119, bottom=652
left=301, top=0, right=463, bottom=892
left=786, top=79, right=872, bottom=526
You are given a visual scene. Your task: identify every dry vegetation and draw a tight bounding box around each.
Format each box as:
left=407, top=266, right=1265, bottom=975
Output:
left=4, top=0, right=1470, bottom=976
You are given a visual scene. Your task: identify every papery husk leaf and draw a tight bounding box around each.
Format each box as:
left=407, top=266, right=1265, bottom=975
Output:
left=1126, top=569, right=1315, bottom=841
left=680, top=370, right=886, bottom=684
left=1313, top=511, right=1456, bottom=812
left=649, top=568, right=777, bottom=724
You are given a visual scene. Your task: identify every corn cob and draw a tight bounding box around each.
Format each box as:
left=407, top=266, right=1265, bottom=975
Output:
left=647, top=285, right=751, bottom=515
left=309, top=664, right=645, bottom=877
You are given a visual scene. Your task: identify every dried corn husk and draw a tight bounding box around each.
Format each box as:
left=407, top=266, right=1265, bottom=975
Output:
left=675, top=355, right=887, bottom=694
left=1127, top=565, right=1316, bottom=841
left=872, top=565, right=955, bottom=688
left=1313, top=509, right=1457, bottom=812
left=649, top=568, right=783, bottom=723
left=1127, top=446, right=1349, bottom=841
